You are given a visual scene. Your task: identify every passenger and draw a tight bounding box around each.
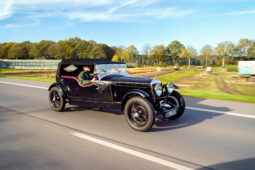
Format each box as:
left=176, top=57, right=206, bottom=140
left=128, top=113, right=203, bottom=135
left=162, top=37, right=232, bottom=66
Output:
left=78, top=66, right=96, bottom=85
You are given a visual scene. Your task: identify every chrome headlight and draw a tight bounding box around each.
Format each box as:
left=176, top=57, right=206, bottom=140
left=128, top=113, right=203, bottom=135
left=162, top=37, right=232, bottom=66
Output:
left=154, top=83, right=163, bottom=96
left=166, top=82, right=174, bottom=94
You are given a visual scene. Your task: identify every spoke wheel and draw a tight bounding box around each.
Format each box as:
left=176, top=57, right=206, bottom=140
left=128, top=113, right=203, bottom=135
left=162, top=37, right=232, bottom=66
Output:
left=129, top=103, right=148, bottom=126
left=124, top=97, right=155, bottom=132
left=49, top=87, right=65, bottom=112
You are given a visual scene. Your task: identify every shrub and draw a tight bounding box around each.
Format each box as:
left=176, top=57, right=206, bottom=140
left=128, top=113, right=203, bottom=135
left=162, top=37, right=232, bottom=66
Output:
left=126, top=64, right=135, bottom=68
left=223, top=65, right=238, bottom=72
left=159, top=63, right=169, bottom=67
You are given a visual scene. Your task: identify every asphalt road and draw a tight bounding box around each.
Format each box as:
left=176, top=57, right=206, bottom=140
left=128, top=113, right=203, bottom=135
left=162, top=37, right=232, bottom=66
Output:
left=1, top=78, right=255, bottom=170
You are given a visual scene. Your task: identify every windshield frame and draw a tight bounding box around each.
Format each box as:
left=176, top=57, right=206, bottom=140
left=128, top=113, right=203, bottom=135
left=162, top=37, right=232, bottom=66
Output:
left=95, top=64, right=129, bottom=80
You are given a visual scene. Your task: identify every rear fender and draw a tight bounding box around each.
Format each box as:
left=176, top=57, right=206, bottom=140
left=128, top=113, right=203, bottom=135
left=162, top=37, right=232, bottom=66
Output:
left=48, top=83, right=66, bottom=99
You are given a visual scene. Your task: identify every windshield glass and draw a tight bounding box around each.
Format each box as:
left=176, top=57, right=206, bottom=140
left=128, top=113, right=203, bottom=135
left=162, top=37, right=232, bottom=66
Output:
left=96, top=64, right=129, bottom=80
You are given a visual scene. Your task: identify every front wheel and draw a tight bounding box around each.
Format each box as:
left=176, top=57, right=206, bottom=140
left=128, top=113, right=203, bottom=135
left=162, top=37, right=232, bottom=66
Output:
left=166, top=91, right=185, bottom=120
left=48, top=87, right=66, bottom=112
left=124, top=97, right=155, bottom=132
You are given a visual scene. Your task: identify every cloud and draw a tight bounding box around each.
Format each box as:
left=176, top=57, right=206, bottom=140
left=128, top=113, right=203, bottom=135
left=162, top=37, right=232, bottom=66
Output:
left=0, top=21, right=39, bottom=29
left=67, top=0, right=193, bottom=22
left=107, top=0, right=159, bottom=14
left=0, top=0, right=13, bottom=20
left=13, top=0, right=112, bottom=6
left=2, top=0, right=193, bottom=23
left=68, top=7, right=193, bottom=22
left=0, top=24, right=15, bottom=28
left=226, top=9, right=255, bottom=15
left=153, top=8, right=194, bottom=19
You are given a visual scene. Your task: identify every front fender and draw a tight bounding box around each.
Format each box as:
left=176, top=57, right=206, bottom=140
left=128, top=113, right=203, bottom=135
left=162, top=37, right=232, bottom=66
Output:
left=121, top=89, right=150, bottom=110
left=48, top=83, right=66, bottom=99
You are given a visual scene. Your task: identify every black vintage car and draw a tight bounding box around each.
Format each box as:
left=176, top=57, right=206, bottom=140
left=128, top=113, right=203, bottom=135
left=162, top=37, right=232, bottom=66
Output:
left=48, top=59, right=185, bottom=131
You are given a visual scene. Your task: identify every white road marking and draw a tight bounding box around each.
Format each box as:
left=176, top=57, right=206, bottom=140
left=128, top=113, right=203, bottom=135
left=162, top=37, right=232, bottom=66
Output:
left=0, top=80, right=48, bottom=90
left=187, top=106, right=255, bottom=119
left=72, top=131, right=193, bottom=170
left=1, top=80, right=255, bottom=119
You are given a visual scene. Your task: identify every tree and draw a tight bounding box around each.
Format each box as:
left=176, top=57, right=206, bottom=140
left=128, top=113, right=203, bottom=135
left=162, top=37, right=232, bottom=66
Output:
left=29, top=43, right=40, bottom=58
left=235, top=39, right=252, bottom=58
left=201, top=45, right=213, bottom=67
left=166, top=40, right=184, bottom=64
left=76, top=40, right=90, bottom=58
left=89, top=45, right=107, bottom=59
left=248, top=41, right=255, bottom=57
left=111, top=47, right=124, bottom=62
left=0, top=42, right=14, bottom=59
left=215, top=41, right=235, bottom=66
left=111, top=54, right=120, bottom=62
left=142, top=44, right=151, bottom=65
left=8, top=42, right=30, bottom=59
left=148, top=45, right=165, bottom=65
left=46, top=43, right=60, bottom=59
left=0, top=43, right=2, bottom=58
left=97, top=44, right=115, bottom=60
left=180, top=46, right=197, bottom=67
left=29, top=40, right=54, bottom=58
left=66, top=37, right=81, bottom=58
left=121, top=45, right=138, bottom=62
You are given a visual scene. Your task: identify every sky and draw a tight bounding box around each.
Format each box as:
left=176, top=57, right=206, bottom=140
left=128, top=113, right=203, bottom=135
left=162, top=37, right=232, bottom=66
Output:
left=0, top=0, right=255, bottom=53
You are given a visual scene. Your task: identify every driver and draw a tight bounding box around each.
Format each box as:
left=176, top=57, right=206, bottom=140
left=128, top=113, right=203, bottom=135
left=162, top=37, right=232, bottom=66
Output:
left=78, top=65, right=96, bottom=85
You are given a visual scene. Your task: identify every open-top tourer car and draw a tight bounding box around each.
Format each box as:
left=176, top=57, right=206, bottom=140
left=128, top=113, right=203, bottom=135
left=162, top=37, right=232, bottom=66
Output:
left=48, top=59, right=185, bottom=131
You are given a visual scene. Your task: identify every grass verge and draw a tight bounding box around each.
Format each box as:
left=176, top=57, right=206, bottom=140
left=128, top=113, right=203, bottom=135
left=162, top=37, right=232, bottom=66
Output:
left=179, top=90, right=255, bottom=103
left=0, top=74, right=55, bottom=83
left=157, top=70, right=200, bottom=84
left=0, top=68, right=55, bottom=73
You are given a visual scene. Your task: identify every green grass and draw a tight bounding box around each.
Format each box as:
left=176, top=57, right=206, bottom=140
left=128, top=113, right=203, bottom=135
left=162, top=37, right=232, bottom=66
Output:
left=156, top=68, right=255, bottom=103
left=157, top=70, right=200, bottom=84
left=223, top=65, right=238, bottom=72
left=0, top=68, right=55, bottom=73
left=0, top=68, right=31, bottom=73
left=179, top=90, right=255, bottom=103
left=235, top=85, right=255, bottom=96
left=0, top=74, right=55, bottom=83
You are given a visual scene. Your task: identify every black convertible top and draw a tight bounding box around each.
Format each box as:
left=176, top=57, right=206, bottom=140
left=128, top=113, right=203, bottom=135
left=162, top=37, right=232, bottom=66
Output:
left=60, top=58, right=124, bottom=66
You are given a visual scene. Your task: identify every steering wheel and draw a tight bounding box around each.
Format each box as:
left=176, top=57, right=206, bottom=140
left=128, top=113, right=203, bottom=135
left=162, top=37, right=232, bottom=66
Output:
left=91, top=74, right=98, bottom=81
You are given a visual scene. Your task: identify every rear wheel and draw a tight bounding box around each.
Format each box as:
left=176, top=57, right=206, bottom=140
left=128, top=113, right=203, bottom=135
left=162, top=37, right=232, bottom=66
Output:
left=124, top=97, right=155, bottom=132
left=166, top=91, right=185, bottom=120
left=48, top=87, right=65, bottom=112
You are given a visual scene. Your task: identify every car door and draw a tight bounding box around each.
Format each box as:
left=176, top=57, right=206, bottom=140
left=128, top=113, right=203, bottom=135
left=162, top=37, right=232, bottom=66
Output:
left=93, top=80, right=113, bottom=104
left=72, top=82, right=99, bottom=103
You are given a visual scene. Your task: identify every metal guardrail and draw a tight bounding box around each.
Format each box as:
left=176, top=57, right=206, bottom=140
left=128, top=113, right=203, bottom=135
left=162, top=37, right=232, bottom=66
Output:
left=0, top=60, right=61, bottom=69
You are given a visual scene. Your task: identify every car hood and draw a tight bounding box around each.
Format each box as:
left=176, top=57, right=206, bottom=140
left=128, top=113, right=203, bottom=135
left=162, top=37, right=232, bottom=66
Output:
left=102, top=74, right=153, bottom=84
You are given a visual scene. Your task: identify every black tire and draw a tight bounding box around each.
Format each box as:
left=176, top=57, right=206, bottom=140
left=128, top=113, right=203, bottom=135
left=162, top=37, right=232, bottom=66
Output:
left=48, top=87, right=65, bottom=112
left=124, top=97, right=155, bottom=132
left=166, top=91, right=185, bottom=120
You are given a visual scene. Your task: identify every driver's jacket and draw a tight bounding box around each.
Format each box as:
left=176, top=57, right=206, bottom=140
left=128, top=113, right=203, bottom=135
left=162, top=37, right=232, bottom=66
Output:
left=78, top=70, right=92, bottom=85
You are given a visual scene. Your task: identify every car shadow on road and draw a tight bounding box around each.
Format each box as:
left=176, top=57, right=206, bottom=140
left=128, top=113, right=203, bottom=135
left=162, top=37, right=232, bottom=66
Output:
left=151, top=97, right=232, bottom=132
left=62, top=106, right=91, bottom=112
left=63, top=105, right=123, bottom=115
left=196, top=157, right=255, bottom=170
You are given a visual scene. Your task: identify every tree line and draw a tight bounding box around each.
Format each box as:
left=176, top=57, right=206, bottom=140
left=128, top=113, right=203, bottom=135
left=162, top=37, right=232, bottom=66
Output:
left=0, top=37, right=115, bottom=61
left=0, top=37, right=255, bottom=66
